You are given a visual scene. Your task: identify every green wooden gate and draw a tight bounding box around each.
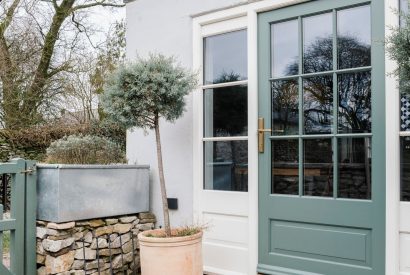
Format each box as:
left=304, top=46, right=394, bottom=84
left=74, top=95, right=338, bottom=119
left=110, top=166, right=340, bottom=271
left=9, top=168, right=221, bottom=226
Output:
left=0, top=159, right=36, bottom=275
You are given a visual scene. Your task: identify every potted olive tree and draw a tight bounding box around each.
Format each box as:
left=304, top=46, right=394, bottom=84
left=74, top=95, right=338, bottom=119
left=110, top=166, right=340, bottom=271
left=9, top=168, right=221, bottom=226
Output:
left=101, top=54, right=200, bottom=275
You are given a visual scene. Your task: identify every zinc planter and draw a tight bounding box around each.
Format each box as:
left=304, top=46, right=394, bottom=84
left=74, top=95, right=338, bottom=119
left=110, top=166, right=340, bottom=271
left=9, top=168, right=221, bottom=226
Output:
left=37, top=164, right=150, bottom=223
left=138, top=229, right=203, bottom=275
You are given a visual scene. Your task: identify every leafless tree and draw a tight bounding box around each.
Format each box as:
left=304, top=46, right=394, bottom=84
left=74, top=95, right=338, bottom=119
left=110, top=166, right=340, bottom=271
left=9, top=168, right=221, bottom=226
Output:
left=0, top=0, right=124, bottom=129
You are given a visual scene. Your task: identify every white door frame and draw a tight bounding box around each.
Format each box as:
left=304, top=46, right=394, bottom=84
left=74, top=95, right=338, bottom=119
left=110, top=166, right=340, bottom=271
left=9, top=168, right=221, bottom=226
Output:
left=192, top=1, right=399, bottom=274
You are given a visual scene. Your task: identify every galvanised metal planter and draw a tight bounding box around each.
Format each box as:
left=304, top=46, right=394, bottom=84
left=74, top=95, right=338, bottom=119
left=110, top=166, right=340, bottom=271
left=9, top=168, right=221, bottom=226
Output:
left=37, top=164, right=149, bottom=223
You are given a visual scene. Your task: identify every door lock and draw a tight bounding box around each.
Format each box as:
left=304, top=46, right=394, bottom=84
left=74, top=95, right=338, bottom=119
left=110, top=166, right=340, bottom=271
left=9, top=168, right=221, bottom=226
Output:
left=258, top=117, right=271, bottom=153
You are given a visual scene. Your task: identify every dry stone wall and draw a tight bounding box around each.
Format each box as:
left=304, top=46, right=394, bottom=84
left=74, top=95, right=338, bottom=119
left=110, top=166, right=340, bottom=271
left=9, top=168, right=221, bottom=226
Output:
left=36, top=213, right=156, bottom=275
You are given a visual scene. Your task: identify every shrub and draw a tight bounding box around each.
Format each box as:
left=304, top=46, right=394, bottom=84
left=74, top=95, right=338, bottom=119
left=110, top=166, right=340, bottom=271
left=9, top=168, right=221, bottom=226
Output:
left=0, top=121, right=126, bottom=161
left=45, top=135, right=126, bottom=164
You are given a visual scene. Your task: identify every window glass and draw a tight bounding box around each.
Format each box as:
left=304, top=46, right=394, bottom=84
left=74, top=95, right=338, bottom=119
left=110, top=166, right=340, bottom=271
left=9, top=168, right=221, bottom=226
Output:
left=303, top=139, right=333, bottom=197
left=337, top=6, right=371, bottom=69
left=401, top=0, right=410, bottom=202
left=303, top=13, right=333, bottom=73
left=204, top=30, right=247, bottom=85
left=204, top=141, right=248, bottom=191
left=338, top=72, right=371, bottom=133
left=401, top=0, right=409, bottom=26
left=303, top=75, right=333, bottom=134
left=271, top=20, right=299, bottom=77
left=401, top=137, right=410, bottom=201
left=204, top=86, right=248, bottom=137
left=267, top=4, right=372, bottom=200
left=401, top=94, right=410, bottom=131
left=272, top=140, right=299, bottom=195
left=271, top=79, right=299, bottom=135
left=338, top=137, right=371, bottom=199
left=203, top=29, right=248, bottom=192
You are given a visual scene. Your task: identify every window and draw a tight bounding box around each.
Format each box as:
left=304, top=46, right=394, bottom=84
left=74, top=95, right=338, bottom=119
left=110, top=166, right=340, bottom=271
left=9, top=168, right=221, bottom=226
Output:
left=203, top=30, right=248, bottom=192
left=400, top=0, right=410, bottom=201
left=271, top=5, right=372, bottom=199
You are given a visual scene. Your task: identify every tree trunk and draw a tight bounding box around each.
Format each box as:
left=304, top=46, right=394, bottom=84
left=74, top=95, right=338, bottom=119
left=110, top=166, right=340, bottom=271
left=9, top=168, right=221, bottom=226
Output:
left=154, top=116, right=171, bottom=237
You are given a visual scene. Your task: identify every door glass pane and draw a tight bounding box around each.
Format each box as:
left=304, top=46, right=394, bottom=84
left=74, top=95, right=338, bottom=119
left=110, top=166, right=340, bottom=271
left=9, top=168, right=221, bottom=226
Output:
left=303, top=13, right=333, bottom=73
left=338, top=71, right=371, bottom=133
left=271, top=79, right=299, bottom=135
left=337, top=5, right=371, bottom=69
left=204, top=85, right=248, bottom=137
left=402, top=137, right=410, bottom=201
left=401, top=0, right=409, bottom=26
left=204, top=141, right=248, bottom=192
left=304, top=139, right=333, bottom=197
left=272, top=140, right=299, bottom=195
left=338, top=137, right=371, bottom=199
left=271, top=20, right=299, bottom=77
left=401, top=94, right=410, bottom=131
left=204, top=30, right=247, bottom=84
left=303, top=75, right=333, bottom=134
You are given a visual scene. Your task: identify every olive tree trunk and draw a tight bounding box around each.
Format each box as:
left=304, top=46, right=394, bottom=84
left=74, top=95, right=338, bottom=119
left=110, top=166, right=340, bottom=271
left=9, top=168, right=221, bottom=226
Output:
left=154, top=117, right=171, bottom=237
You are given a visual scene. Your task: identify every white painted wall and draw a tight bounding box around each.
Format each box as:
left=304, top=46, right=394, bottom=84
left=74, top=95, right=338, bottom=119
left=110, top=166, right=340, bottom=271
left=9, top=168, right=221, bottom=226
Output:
left=125, top=0, right=246, bottom=227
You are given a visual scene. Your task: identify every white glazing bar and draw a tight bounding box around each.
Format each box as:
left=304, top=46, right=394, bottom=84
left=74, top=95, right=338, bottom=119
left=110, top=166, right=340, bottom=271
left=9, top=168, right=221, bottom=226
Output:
left=400, top=131, right=410, bottom=136
left=202, top=136, right=248, bottom=141
left=202, top=80, right=248, bottom=90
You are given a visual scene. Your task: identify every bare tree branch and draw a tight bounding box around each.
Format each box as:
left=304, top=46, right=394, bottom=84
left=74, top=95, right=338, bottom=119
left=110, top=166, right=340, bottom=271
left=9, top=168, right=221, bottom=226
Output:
left=71, top=0, right=124, bottom=12
left=0, top=0, right=21, bottom=34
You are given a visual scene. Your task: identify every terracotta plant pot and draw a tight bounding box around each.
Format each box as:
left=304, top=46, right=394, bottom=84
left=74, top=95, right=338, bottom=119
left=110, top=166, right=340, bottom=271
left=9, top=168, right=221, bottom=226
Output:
left=138, top=229, right=203, bottom=275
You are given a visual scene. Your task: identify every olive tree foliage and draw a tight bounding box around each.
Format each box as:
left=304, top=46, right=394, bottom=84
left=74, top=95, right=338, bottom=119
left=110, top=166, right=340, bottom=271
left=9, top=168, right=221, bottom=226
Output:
left=0, top=0, right=124, bottom=129
left=102, top=54, right=197, bottom=236
left=386, top=5, right=410, bottom=94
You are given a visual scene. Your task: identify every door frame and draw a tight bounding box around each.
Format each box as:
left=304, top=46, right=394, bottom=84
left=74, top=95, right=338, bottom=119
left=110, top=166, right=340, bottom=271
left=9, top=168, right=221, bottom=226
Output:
left=192, top=0, right=398, bottom=274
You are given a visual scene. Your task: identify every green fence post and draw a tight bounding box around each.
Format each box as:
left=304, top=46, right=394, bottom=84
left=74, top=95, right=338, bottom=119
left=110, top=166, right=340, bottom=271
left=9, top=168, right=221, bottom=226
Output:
left=9, top=158, right=25, bottom=275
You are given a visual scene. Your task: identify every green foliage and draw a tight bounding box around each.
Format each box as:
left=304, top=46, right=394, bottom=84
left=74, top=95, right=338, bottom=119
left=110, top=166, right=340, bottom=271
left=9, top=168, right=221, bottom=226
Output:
left=88, top=119, right=126, bottom=150
left=101, top=54, right=197, bottom=129
left=386, top=7, right=410, bottom=94
left=45, top=135, right=126, bottom=164
left=145, top=226, right=203, bottom=238
left=0, top=121, right=126, bottom=162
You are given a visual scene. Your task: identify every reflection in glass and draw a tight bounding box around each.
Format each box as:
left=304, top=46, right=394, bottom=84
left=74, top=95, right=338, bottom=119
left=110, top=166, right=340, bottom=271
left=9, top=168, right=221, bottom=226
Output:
left=272, top=140, right=299, bottom=195
left=271, top=20, right=299, bottom=77
left=303, top=13, right=333, bottom=73
left=338, top=138, right=371, bottom=199
left=303, top=76, right=333, bottom=134
left=204, top=30, right=248, bottom=84
left=401, top=0, right=409, bottom=14
left=337, top=5, right=371, bottom=69
left=401, top=0, right=409, bottom=26
left=204, top=141, right=248, bottom=192
left=401, top=137, right=410, bottom=201
left=204, top=85, right=248, bottom=137
left=271, top=79, right=299, bottom=135
left=304, top=139, right=333, bottom=197
left=400, top=94, right=410, bottom=131
left=338, top=71, right=371, bottom=133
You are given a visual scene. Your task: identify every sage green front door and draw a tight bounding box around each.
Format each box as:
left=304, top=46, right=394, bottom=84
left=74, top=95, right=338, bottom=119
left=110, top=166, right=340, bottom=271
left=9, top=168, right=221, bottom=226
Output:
left=258, top=0, right=385, bottom=274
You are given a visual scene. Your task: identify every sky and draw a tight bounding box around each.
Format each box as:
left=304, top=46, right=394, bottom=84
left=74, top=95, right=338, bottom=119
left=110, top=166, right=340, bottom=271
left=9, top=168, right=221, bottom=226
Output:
left=87, top=5, right=126, bottom=45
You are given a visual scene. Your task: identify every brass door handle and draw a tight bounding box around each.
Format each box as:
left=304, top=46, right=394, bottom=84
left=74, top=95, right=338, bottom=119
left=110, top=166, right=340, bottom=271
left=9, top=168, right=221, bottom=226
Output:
left=258, top=118, right=271, bottom=153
